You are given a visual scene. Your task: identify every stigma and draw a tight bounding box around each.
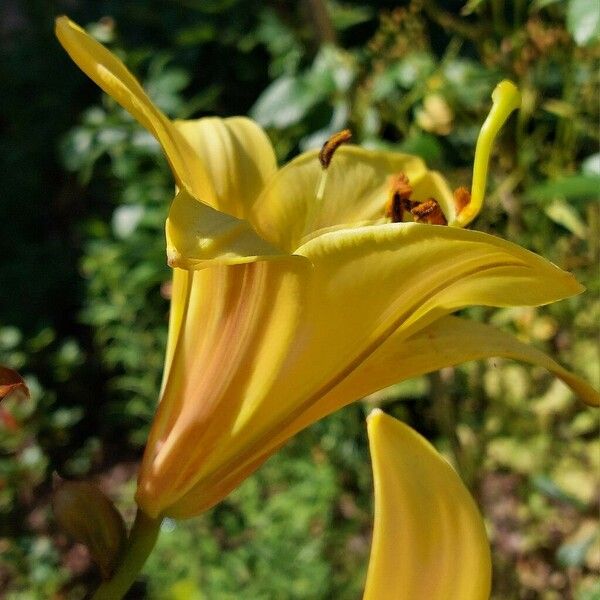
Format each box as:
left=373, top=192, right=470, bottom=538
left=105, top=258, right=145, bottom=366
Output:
left=450, top=80, right=521, bottom=227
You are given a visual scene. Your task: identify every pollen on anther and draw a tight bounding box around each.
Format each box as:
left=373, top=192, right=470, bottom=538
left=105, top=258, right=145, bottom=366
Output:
left=411, top=199, right=448, bottom=225
left=453, top=186, right=471, bottom=215
left=319, top=129, right=352, bottom=169
left=385, top=172, right=414, bottom=223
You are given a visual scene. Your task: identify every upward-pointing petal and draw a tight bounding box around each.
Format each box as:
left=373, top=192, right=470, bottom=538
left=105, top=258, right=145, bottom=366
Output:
left=55, top=16, right=216, bottom=207
left=364, top=411, right=491, bottom=600
left=174, top=117, right=278, bottom=221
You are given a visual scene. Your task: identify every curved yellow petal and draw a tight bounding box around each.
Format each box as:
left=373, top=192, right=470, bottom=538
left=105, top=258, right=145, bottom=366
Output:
left=136, top=256, right=312, bottom=518
left=320, top=315, right=600, bottom=412
left=166, top=189, right=284, bottom=270
left=253, top=223, right=585, bottom=449
left=251, top=146, right=446, bottom=251
left=55, top=16, right=216, bottom=206
left=296, top=223, right=583, bottom=343
left=364, top=410, right=491, bottom=600
left=174, top=117, right=277, bottom=220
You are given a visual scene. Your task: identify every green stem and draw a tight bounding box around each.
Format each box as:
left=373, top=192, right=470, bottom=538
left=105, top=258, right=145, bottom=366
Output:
left=92, top=509, right=162, bottom=600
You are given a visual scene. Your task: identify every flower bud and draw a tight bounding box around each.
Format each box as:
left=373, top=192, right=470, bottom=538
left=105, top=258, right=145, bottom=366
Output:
left=53, top=481, right=127, bottom=579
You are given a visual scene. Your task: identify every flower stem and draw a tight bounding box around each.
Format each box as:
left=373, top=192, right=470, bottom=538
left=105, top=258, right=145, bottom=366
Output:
left=92, top=509, right=162, bottom=600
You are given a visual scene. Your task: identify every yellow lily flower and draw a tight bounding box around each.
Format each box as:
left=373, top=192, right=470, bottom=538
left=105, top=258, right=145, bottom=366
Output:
left=55, top=17, right=599, bottom=523
left=365, top=410, right=491, bottom=600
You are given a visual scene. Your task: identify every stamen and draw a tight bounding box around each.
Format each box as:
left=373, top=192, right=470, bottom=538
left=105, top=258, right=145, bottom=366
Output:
left=411, top=199, right=448, bottom=226
left=318, top=129, right=352, bottom=169
left=384, top=173, right=447, bottom=226
left=316, top=129, right=352, bottom=202
left=451, top=80, right=521, bottom=228
left=453, top=186, right=471, bottom=216
left=385, top=173, right=414, bottom=223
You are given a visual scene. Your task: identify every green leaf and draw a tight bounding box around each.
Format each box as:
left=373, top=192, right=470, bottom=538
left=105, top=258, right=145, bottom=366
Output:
left=557, top=533, right=596, bottom=567
left=461, top=0, right=487, bottom=16
left=544, top=199, right=588, bottom=238
left=526, top=174, right=600, bottom=204
left=532, top=475, right=587, bottom=509
left=250, top=76, right=320, bottom=128
left=582, top=153, right=600, bottom=175
left=530, top=0, right=563, bottom=11
left=329, top=3, right=374, bottom=30
left=567, top=0, right=600, bottom=46
left=399, top=132, right=444, bottom=164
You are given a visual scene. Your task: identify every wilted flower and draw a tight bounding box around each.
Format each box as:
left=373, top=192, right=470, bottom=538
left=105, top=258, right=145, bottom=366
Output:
left=0, top=365, right=29, bottom=403
left=53, top=481, right=127, bottom=580
left=56, top=17, right=598, bottom=523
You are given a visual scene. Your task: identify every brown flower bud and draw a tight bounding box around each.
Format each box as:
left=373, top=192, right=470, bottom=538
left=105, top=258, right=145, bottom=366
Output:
left=53, top=481, right=127, bottom=579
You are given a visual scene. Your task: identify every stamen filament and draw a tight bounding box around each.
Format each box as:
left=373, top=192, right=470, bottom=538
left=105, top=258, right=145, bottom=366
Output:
left=316, top=170, right=328, bottom=203
left=452, top=80, right=521, bottom=227
left=311, top=129, right=352, bottom=221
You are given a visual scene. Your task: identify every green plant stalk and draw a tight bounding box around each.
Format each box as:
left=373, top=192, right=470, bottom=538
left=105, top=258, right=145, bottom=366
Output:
left=92, top=509, right=162, bottom=600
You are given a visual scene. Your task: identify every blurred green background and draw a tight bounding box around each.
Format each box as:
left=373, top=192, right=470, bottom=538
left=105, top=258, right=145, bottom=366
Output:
left=0, top=0, right=599, bottom=598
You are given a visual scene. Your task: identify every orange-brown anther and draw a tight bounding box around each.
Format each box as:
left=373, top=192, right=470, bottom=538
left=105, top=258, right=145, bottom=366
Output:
left=453, top=186, right=471, bottom=216
left=318, top=129, right=352, bottom=169
left=411, top=199, right=448, bottom=225
left=385, top=173, right=415, bottom=223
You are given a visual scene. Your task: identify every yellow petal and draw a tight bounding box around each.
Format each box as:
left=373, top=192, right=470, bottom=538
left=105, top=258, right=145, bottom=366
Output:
left=174, top=117, right=277, bottom=220
left=136, top=256, right=312, bottom=518
left=257, top=223, right=585, bottom=445
left=55, top=16, right=216, bottom=206
left=137, top=223, right=585, bottom=518
left=320, top=315, right=600, bottom=411
left=166, top=189, right=284, bottom=270
left=251, top=146, right=446, bottom=251
left=364, top=410, right=491, bottom=600
left=295, top=223, right=583, bottom=351
left=160, top=267, right=189, bottom=396
left=229, top=223, right=582, bottom=465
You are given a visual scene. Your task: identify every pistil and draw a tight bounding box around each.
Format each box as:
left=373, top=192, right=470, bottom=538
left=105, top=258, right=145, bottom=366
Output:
left=450, top=80, right=521, bottom=227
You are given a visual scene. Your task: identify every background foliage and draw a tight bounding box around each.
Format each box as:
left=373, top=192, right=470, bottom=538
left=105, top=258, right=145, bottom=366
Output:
left=0, top=0, right=598, bottom=598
